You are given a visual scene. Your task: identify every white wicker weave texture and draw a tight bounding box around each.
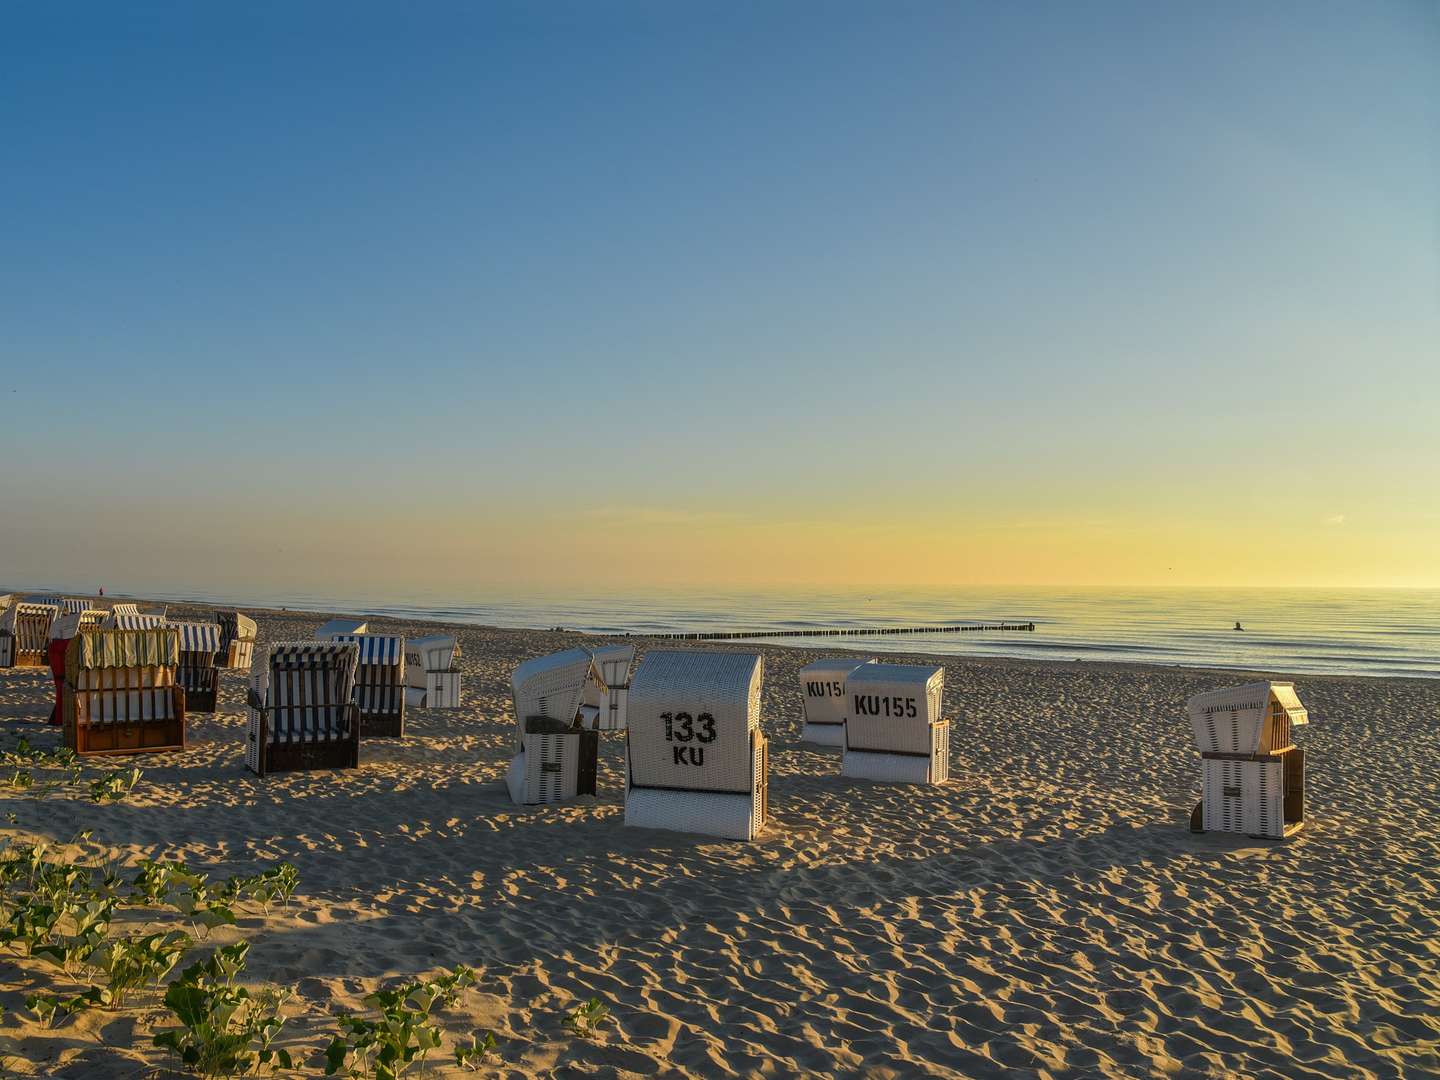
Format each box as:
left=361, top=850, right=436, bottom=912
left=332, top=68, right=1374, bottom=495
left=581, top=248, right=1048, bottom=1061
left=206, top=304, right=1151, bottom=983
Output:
left=627, top=650, right=763, bottom=794
left=1186, top=681, right=1307, bottom=755
left=800, top=657, right=875, bottom=745
left=510, top=648, right=596, bottom=730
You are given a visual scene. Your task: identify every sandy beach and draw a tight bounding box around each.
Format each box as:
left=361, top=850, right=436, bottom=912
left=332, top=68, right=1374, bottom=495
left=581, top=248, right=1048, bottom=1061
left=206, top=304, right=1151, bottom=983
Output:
left=1, top=600, right=1437, bottom=1078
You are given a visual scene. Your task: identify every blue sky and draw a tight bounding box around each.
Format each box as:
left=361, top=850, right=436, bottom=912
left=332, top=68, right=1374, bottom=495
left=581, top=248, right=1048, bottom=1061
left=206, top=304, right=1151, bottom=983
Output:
left=2, top=2, right=1436, bottom=591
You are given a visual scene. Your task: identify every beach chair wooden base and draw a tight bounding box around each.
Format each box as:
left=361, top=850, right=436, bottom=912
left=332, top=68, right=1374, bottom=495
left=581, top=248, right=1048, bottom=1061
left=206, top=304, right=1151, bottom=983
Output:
left=360, top=709, right=405, bottom=739
left=506, top=721, right=599, bottom=804
left=0, top=637, right=12, bottom=669
left=247, top=708, right=361, bottom=776
left=842, top=720, right=949, bottom=785
left=68, top=688, right=187, bottom=757
left=801, top=721, right=846, bottom=747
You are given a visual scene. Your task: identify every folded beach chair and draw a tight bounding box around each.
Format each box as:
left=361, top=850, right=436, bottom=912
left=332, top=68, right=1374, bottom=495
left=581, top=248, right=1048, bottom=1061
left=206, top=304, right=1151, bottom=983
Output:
left=1187, top=681, right=1308, bottom=840
left=64, top=627, right=186, bottom=756
left=330, top=634, right=406, bottom=737
left=215, top=611, right=258, bottom=671
left=245, top=642, right=361, bottom=775
left=587, top=644, right=637, bottom=731
left=841, top=663, right=949, bottom=785
left=799, top=657, right=876, bottom=746
left=171, top=622, right=224, bottom=713
left=0, top=602, right=60, bottom=669
left=505, top=648, right=603, bottom=804
left=624, top=650, right=768, bottom=841
left=45, top=609, right=108, bottom=724
left=315, top=618, right=368, bottom=640
left=404, top=635, right=462, bottom=709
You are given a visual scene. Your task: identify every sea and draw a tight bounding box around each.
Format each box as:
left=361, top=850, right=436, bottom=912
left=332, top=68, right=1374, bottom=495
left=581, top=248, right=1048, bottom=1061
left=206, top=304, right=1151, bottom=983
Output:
left=15, top=584, right=1438, bottom=679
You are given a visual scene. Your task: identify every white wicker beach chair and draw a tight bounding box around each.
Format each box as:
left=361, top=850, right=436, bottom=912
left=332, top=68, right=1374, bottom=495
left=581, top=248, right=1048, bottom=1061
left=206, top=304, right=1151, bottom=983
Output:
left=403, top=634, right=462, bottom=709
left=841, top=663, right=949, bottom=785
left=1187, top=681, right=1307, bottom=839
left=624, top=650, right=768, bottom=841
left=315, top=618, right=368, bottom=640
left=64, top=627, right=186, bottom=756
left=330, top=634, right=406, bottom=737
left=0, top=602, right=60, bottom=669
left=505, top=648, right=604, bottom=804
left=799, top=657, right=876, bottom=746
left=246, top=642, right=361, bottom=776
left=216, top=612, right=257, bottom=671
left=588, top=644, right=637, bottom=731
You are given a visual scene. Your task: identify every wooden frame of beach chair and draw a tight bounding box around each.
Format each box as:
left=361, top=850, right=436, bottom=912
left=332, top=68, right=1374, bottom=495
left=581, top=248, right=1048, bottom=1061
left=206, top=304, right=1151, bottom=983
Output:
left=403, top=635, right=462, bottom=709
left=624, top=650, right=768, bottom=841
left=216, top=611, right=257, bottom=671
left=64, top=627, right=186, bottom=757
left=505, top=648, right=606, bottom=804
left=1186, top=681, right=1307, bottom=840
left=841, top=663, right=949, bottom=785
left=1, top=603, right=60, bottom=669
left=245, top=642, right=360, bottom=776
left=799, top=657, right=876, bottom=746
left=329, top=634, right=405, bottom=737
left=171, top=622, right=223, bottom=713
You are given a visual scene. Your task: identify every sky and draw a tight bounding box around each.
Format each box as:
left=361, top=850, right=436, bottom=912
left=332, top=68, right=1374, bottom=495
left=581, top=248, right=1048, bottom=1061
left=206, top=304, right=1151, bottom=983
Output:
left=1, top=1, right=1437, bottom=595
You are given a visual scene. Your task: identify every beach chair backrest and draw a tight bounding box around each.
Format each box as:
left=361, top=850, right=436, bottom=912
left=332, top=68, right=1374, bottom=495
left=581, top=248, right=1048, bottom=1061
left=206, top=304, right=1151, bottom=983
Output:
left=4, top=603, right=60, bottom=654
left=256, top=642, right=359, bottom=743
left=406, top=634, right=458, bottom=673
left=109, top=603, right=140, bottom=617
left=845, top=663, right=945, bottom=756
left=627, top=650, right=764, bottom=795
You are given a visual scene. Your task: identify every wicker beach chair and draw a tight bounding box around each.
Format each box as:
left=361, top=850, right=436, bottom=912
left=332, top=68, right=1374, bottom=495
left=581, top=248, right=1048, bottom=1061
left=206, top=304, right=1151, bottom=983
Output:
left=799, top=657, right=876, bottom=746
left=315, top=618, right=368, bottom=640
left=245, top=642, right=361, bottom=775
left=45, top=609, right=108, bottom=725
left=104, top=612, right=168, bottom=630
left=64, top=627, right=186, bottom=756
left=216, top=612, right=257, bottom=671
left=624, top=650, right=768, bottom=841
left=588, top=644, right=637, bottom=731
left=841, top=663, right=949, bottom=785
left=170, top=622, right=223, bottom=713
left=0, top=602, right=60, bottom=669
left=109, top=603, right=140, bottom=616
left=1187, top=681, right=1307, bottom=840
left=403, top=635, right=462, bottom=709
left=505, top=648, right=604, bottom=805
left=330, top=634, right=406, bottom=737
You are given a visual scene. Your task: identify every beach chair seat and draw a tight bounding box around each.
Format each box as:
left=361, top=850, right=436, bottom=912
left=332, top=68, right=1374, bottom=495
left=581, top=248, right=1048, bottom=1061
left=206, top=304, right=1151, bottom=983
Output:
left=799, top=657, right=876, bottom=746
left=1, top=603, right=60, bottom=669
left=246, top=642, right=360, bottom=775
left=171, top=621, right=223, bottom=713
left=329, top=634, right=406, bottom=737
left=841, top=664, right=949, bottom=785
left=64, top=627, right=186, bottom=756
left=404, top=634, right=462, bottom=709
left=216, top=611, right=257, bottom=671
left=1187, top=681, right=1307, bottom=840
left=624, top=650, right=768, bottom=841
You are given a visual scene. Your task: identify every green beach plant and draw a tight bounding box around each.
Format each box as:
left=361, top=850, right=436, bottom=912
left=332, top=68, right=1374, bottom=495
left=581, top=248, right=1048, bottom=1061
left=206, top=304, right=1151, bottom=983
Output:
left=562, top=997, right=610, bottom=1039
left=322, top=966, right=476, bottom=1079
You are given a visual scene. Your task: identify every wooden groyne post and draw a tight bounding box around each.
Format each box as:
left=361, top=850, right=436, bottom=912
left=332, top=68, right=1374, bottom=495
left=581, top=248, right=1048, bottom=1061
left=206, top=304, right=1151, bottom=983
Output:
left=633, top=622, right=1036, bottom=641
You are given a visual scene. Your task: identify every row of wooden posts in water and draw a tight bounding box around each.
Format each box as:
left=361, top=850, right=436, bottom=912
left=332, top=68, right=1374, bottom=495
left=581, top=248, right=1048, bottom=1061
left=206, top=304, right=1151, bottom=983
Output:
left=632, top=622, right=1037, bottom=641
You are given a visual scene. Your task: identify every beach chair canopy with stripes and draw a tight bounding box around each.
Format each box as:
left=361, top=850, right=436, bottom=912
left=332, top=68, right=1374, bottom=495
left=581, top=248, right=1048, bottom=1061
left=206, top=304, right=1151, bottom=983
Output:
left=330, top=633, right=406, bottom=736
left=1, top=602, right=60, bottom=668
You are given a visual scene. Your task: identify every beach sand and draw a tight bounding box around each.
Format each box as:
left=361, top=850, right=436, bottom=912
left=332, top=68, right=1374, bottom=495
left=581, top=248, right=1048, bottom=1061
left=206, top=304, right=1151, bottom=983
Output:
left=1, top=602, right=1437, bottom=1077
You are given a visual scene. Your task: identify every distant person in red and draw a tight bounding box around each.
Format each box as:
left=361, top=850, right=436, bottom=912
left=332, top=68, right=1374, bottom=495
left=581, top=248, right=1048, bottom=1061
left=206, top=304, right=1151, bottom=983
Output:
left=99, top=587, right=105, bottom=597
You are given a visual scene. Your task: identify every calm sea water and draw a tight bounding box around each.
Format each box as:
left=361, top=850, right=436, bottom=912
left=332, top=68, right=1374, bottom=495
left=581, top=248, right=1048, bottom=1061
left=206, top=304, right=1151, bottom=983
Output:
left=23, top=584, right=1437, bottom=679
